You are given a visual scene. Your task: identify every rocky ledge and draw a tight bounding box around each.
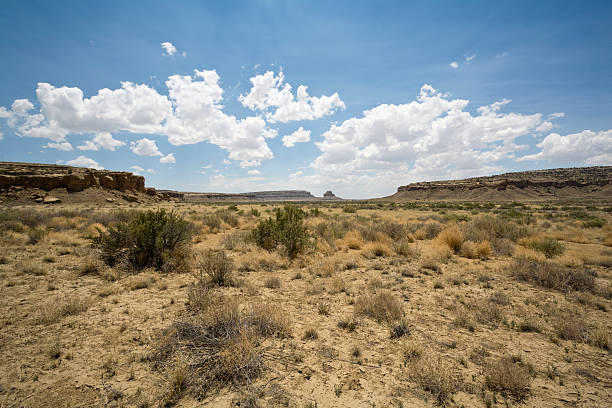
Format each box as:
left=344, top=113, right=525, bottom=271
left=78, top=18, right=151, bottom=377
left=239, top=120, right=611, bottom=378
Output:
left=0, top=162, right=146, bottom=193
left=391, top=166, right=612, bottom=201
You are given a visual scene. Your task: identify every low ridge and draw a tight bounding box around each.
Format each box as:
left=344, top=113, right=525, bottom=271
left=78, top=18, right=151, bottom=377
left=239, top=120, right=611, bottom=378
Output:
left=388, top=166, right=612, bottom=202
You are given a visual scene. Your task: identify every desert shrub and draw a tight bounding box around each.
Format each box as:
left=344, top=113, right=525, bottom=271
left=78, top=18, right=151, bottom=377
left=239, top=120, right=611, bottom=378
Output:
left=217, top=210, right=239, bottom=228
left=461, top=239, right=492, bottom=259
left=589, top=327, right=609, bottom=349
left=91, top=208, right=192, bottom=271
left=27, top=227, right=47, bottom=245
left=222, top=231, right=248, bottom=251
left=354, top=290, right=403, bottom=323
left=199, top=249, right=233, bottom=286
left=551, top=308, right=589, bottom=342
left=484, top=356, right=531, bottom=401
left=390, top=319, right=411, bottom=338
left=407, top=356, right=462, bottom=405
left=153, top=294, right=291, bottom=399
left=583, top=217, right=606, bottom=228
left=264, top=276, right=281, bottom=289
left=510, top=257, right=595, bottom=292
left=343, top=230, right=364, bottom=249
left=463, top=214, right=529, bottom=243
left=361, top=241, right=392, bottom=258
left=415, top=222, right=442, bottom=240
left=203, top=213, right=222, bottom=231
left=394, top=239, right=418, bottom=258
left=342, top=205, right=357, bottom=213
left=251, top=206, right=312, bottom=259
left=529, top=237, right=564, bottom=258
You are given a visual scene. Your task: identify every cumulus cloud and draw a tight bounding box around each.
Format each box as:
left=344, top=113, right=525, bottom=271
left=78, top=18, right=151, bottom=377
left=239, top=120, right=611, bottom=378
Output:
left=66, top=156, right=103, bottom=170
left=519, top=129, right=612, bottom=165
left=130, top=165, right=144, bottom=172
left=44, top=141, right=73, bottom=151
left=159, top=153, right=176, bottom=164
left=450, top=61, right=459, bottom=69
left=131, top=138, right=163, bottom=156
left=247, top=169, right=261, bottom=176
left=161, top=42, right=177, bottom=56
left=77, top=132, right=125, bottom=151
left=0, top=69, right=277, bottom=168
left=239, top=70, right=345, bottom=123
left=311, top=84, right=555, bottom=196
left=282, top=127, right=311, bottom=147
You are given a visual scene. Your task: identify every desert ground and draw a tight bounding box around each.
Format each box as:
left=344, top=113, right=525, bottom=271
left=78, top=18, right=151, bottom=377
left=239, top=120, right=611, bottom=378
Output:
left=0, top=200, right=611, bottom=407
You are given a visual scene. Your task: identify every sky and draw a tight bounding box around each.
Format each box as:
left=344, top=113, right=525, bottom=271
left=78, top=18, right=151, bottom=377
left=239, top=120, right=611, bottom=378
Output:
left=0, top=1, right=611, bottom=198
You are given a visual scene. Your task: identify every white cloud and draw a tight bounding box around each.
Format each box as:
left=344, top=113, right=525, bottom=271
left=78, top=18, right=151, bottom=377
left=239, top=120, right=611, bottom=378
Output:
left=66, top=156, right=103, bottom=170
left=310, top=84, right=555, bottom=197
left=130, top=165, right=144, bottom=172
left=496, top=52, right=509, bottom=58
left=449, top=61, right=459, bottom=69
left=44, top=141, right=73, bottom=151
left=548, top=112, right=565, bottom=120
left=535, top=121, right=553, bottom=133
left=0, top=131, right=3, bottom=140
left=160, top=153, right=176, bottom=164
left=519, top=129, right=612, bottom=165
left=146, top=169, right=156, bottom=174
left=77, top=132, right=125, bottom=151
left=239, top=70, right=345, bottom=123
left=282, top=127, right=311, bottom=147
left=131, top=138, right=163, bottom=156
left=223, top=159, right=231, bottom=165
left=161, top=42, right=177, bottom=56
left=0, top=69, right=276, bottom=167
left=290, top=170, right=303, bottom=177
left=465, top=54, right=476, bottom=63
left=247, top=169, right=261, bottom=175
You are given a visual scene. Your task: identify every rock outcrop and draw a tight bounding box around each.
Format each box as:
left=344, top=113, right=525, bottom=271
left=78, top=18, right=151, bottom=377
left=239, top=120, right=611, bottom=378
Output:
left=389, top=166, right=612, bottom=201
left=0, top=162, right=146, bottom=193
left=183, top=190, right=316, bottom=202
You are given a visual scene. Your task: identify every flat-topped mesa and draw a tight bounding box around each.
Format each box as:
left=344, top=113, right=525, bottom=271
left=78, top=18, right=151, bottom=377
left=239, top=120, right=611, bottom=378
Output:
left=183, top=190, right=316, bottom=202
left=392, top=166, right=612, bottom=201
left=0, top=161, right=146, bottom=193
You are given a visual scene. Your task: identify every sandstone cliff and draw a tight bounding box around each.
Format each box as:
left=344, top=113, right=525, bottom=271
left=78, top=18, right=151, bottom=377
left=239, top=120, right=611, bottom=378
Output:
left=388, top=166, right=612, bottom=201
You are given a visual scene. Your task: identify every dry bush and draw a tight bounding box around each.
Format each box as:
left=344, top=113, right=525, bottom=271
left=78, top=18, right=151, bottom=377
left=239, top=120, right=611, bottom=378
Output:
left=437, top=224, right=463, bottom=253
left=459, top=241, right=478, bottom=259
left=79, top=255, right=101, bottom=276
left=343, top=230, right=364, bottom=249
left=222, top=231, right=249, bottom=251
left=527, top=237, right=565, bottom=258
left=400, top=340, right=423, bottom=362
left=199, top=249, right=233, bottom=286
left=589, top=327, right=609, bottom=349
left=463, top=214, right=529, bottom=243
left=128, top=273, right=155, bottom=290
left=361, top=241, right=392, bottom=259
left=509, top=257, right=596, bottom=292
left=477, top=240, right=493, bottom=258
left=354, top=290, right=403, bottom=323
left=47, top=216, right=79, bottom=231
left=329, top=276, right=348, bottom=294
left=19, top=260, right=45, bottom=276
left=152, top=293, right=291, bottom=399
left=484, top=356, right=531, bottom=401
left=406, top=355, right=462, bottom=405
left=394, top=239, right=419, bottom=258
left=236, top=248, right=288, bottom=272
left=551, top=308, right=589, bottom=342
left=414, top=221, right=442, bottom=240
left=264, top=276, right=281, bottom=289
left=310, top=258, right=338, bottom=277
left=37, top=296, right=89, bottom=324
left=202, top=213, right=222, bottom=232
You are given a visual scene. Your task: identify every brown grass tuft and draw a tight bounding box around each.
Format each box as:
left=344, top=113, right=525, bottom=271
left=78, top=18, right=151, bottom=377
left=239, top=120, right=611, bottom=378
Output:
left=354, top=290, right=403, bottom=323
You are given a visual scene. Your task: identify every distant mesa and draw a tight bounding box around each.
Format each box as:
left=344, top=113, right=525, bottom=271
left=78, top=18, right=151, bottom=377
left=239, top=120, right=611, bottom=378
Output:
left=388, top=166, right=612, bottom=202
left=323, top=190, right=340, bottom=199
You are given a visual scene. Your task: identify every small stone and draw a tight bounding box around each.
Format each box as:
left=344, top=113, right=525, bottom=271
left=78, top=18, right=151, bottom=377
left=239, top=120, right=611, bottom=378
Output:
left=106, top=198, right=114, bottom=203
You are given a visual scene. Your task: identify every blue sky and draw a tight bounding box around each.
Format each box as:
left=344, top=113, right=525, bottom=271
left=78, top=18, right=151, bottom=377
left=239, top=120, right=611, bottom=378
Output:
left=1, top=0, right=611, bottom=198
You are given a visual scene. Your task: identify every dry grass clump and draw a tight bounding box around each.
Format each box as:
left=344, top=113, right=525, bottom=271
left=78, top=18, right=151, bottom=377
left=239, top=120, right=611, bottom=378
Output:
left=37, top=296, right=89, bottom=324
left=589, top=327, right=609, bottom=349
left=361, top=241, right=392, bottom=258
left=509, top=256, right=596, bottom=292
left=19, top=260, right=45, bottom=276
left=354, top=290, right=403, bottom=323
left=343, top=230, right=364, bottom=249
left=264, top=276, right=281, bottom=289
left=310, top=258, right=338, bottom=277
left=394, top=239, right=419, bottom=258
left=414, top=221, right=442, bottom=240
left=405, top=354, right=462, bottom=405
left=437, top=224, right=463, bottom=253
left=551, top=307, right=589, bottom=342
left=152, top=293, right=291, bottom=400
left=199, top=249, right=233, bottom=286
left=484, top=356, right=531, bottom=401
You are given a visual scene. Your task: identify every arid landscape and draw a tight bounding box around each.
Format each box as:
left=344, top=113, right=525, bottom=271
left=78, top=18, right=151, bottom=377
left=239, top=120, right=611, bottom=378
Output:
left=0, top=163, right=611, bottom=407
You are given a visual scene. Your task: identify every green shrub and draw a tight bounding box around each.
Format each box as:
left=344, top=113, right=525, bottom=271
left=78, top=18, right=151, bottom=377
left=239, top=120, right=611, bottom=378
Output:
left=251, top=205, right=312, bottom=259
left=342, top=205, right=357, bottom=213
left=530, top=237, right=564, bottom=258
left=583, top=217, right=606, bottom=228
left=91, top=209, right=192, bottom=271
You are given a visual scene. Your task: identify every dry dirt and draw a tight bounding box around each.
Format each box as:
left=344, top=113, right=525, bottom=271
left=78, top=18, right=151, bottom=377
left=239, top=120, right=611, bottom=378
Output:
left=0, top=201, right=611, bottom=407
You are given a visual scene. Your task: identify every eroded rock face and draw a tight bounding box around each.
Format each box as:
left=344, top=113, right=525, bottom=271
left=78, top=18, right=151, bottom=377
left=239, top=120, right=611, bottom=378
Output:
left=0, top=162, right=147, bottom=193
left=392, top=166, right=612, bottom=201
